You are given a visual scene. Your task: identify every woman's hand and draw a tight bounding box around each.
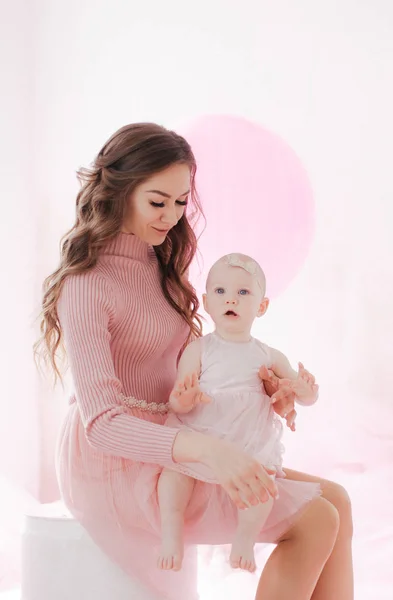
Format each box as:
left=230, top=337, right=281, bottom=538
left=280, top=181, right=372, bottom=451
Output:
left=271, top=389, right=297, bottom=432
left=202, top=438, right=279, bottom=509
left=259, top=365, right=281, bottom=397
left=263, top=363, right=318, bottom=405
left=259, top=365, right=297, bottom=431
left=172, top=430, right=278, bottom=510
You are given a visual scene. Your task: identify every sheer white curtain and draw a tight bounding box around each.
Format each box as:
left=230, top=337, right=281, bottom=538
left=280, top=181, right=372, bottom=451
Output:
left=1, top=0, right=40, bottom=589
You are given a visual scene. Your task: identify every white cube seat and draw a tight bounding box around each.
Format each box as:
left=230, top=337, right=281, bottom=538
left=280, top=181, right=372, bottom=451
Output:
left=21, top=503, right=160, bottom=600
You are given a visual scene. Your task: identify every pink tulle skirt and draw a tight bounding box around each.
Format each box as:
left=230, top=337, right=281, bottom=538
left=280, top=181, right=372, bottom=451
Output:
left=57, top=405, right=321, bottom=600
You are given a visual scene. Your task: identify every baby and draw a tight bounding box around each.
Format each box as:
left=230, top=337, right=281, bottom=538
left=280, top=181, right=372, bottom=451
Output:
left=157, top=253, right=318, bottom=573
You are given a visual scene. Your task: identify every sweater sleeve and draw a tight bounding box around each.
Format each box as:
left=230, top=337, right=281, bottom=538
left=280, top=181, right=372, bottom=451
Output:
left=57, top=271, right=178, bottom=466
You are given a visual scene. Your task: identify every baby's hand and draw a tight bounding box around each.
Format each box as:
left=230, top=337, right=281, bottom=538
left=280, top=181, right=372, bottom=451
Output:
left=290, top=363, right=319, bottom=400
left=170, top=373, right=211, bottom=414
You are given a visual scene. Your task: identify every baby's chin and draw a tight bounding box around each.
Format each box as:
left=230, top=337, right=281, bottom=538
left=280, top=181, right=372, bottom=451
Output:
left=214, top=318, right=253, bottom=334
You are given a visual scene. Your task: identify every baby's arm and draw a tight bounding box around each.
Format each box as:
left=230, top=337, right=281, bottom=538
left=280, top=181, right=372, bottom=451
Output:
left=268, top=348, right=319, bottom=406
left=169, top=339, right=210, bottom=414
left=177, top=338, right=202, bottom=381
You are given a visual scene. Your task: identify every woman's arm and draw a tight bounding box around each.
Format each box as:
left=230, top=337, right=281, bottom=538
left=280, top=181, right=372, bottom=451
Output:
left=58, top=274, right=280, bottom=510
left=58, top=271, right=183, bottom=467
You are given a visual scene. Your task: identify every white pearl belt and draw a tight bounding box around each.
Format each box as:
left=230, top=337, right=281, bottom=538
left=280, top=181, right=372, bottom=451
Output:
left=121, top=394, right=169, bottom=414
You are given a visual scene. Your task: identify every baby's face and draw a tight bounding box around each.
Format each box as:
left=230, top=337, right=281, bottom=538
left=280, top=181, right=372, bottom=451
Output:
left=204, top=264, right=265, bottom=334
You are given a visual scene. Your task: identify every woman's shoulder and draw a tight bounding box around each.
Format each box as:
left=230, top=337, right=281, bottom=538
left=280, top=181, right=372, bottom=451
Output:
left=62, top=264, right=112, bottom=291
left=59, top=266, right=115, bottom=312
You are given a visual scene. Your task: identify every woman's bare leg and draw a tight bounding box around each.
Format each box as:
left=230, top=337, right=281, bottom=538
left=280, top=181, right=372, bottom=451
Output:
left=283, top=469, right=354, bottom=600
left=255, top=497, right=339, bottom=600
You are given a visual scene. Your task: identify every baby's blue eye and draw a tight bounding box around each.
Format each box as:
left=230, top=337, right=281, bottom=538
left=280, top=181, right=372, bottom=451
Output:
left=215, top=287, right=225, bottom=294
left=239, top=289, right=249, bottom=295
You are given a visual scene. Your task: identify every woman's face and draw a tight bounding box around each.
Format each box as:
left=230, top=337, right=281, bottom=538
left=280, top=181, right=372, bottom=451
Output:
left=122, top=163, right=191, bottom=245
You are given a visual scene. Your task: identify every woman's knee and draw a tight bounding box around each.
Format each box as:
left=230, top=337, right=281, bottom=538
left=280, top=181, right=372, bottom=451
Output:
left=282, top=497, right=340, bottom=556
left=322, top=481, right=353, bottom=538
left=312, top=497, right=340, bottom=542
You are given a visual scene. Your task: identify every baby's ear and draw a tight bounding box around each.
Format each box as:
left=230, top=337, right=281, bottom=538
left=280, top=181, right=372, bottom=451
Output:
left=257, top=297, right=269, bottom=317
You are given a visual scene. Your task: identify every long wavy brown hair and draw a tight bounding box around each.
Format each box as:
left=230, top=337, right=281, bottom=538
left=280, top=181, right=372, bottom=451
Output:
left=34, top=123, right=204, bottom=383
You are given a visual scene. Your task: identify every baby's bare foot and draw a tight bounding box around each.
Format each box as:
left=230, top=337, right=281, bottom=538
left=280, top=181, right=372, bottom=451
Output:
left=230, top=539, right=257, bottom=573
left=157, top=550, right=183, bottom=571
left=157, top=534, right=184, bottom=571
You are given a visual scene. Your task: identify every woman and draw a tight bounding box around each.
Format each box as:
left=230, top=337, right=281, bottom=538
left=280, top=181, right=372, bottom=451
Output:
left=35, top=123, right=353, bottom=600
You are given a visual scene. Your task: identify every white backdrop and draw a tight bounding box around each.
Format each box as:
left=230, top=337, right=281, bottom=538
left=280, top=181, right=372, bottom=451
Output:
left=1, top=1, right=393, bottom=598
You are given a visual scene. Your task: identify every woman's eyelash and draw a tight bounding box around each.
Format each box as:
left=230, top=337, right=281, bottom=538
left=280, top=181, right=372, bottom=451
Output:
left=150, top=200, right=188, bottom=208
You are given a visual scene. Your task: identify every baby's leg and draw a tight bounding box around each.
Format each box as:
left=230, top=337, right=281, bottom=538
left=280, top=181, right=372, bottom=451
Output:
left=230, top=495, right=274, bottom=573
left=157, top=468, right=195, bottom=571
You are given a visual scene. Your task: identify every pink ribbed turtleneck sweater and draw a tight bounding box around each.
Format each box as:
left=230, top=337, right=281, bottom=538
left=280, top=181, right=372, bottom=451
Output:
left=58, top=232, right=188, bottom=466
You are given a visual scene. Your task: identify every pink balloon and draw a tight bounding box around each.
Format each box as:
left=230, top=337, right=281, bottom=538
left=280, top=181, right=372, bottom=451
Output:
left=178, top=115, right=315, bottom=298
